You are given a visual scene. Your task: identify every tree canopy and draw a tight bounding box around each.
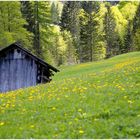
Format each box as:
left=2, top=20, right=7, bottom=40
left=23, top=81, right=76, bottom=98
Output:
left=0, top=1, right=140, bottom=66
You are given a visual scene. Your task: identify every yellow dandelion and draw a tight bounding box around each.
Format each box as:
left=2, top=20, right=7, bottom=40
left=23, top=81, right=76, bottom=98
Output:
left=52, top=107, right=56, bottom=111
left=30, top=125, right=35, bottom=128
left=0, top=122, right=5, bottom=126
left=12, top=104, right=15, bottom=107
left=79, top=130, right=84, bottom=134
left=128, top=100, right=133, bottom=104
left=78, top=109, right=82, bottom=112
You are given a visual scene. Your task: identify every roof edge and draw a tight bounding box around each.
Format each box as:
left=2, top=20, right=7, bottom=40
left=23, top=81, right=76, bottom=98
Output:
left=0, top=42, right=59, bottom=72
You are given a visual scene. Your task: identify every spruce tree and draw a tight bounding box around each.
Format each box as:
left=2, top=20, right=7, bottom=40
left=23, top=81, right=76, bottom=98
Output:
left=133, top=3, right=140, bottom=35
left=60, top=1, right=81, bottom=61
left=20, top=1, right=35, bottom=33
left=0, top=2, right=32, bottom=47
left=79, top=1, right=101, bottom=62
left=104, top=3, right=120, bottom=57
left=123, top=21, right=132, bottom=53
left=51, top=2, right=60, bottom=25
left=132, top=4, right=140, bottom=50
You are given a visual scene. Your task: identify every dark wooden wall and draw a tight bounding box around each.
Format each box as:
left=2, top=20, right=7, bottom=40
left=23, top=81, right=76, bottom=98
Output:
left=0, top=49, right=37, bottom=93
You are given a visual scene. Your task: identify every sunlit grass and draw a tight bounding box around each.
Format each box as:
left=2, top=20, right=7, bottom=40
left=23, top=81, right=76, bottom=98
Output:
left=0, top=52, right=140, bottom=138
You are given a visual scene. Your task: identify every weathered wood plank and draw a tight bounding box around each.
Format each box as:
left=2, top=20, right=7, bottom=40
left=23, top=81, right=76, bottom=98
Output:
left=0, top=42, right=57, bottom=93
left=0, top=50, right=38, bottom=93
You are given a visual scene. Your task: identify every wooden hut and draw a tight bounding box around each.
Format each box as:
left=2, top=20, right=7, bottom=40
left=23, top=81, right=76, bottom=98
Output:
left=0, top=42, right=59, bottom=93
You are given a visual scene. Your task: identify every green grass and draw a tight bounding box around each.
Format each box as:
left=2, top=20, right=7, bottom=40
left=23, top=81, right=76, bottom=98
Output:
left=0, top=51, right=140, bottom=138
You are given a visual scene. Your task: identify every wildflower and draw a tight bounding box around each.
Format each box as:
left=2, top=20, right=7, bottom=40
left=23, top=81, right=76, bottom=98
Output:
left=0, top=122, right=5, bottom=126
left=79, top=130, right=84, bottom=134
left=121, top=88, right=125, bottom=91
left=83, top=87, right=87, bottom=90
left=69, top=122, right=72, bottom=125
left=78, top=109, right=82, bottom=112
left=12, top=104, right=15, bottom=107
left=52, top=107, right=56, bottom=111
left=82, top=112, right=87, bottom=117
left=128, top=100, right=133, bottom=104
left=30, top=125, right=35, bottom=128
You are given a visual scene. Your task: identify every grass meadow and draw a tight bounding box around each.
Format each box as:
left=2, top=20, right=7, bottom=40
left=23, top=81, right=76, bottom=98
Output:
left=0, top=52, right=140, bottom=138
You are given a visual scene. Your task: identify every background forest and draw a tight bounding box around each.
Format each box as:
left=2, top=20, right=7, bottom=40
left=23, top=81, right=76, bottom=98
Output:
left=0, top=1, right=140, bottom=66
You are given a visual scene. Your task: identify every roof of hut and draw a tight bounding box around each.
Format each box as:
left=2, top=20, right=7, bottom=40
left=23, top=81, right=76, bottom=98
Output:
left=0, top=42, right=59, bottom=73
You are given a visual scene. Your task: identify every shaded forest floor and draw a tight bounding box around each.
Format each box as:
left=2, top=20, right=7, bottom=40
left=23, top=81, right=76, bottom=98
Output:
left=0, top=52, right=140, bottom=138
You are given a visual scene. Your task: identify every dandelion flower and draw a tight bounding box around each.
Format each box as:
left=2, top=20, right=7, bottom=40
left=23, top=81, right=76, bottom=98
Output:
left=30, top=125, right=35, bottom=128
left=52, top=107, right=56, bottom=111
left=0, top=122, right=5, bottom=126
left=79, top=130, right=84, bottom=134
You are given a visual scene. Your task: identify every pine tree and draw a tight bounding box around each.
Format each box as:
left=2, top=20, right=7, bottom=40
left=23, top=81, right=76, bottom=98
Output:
left=62, top=30, right=77, bottom=65
left=117, top=1, right=139, bottom=53
left=20, top=1, right=34, bottom=33
left=132, top=3, right=140, bottom=51
left=60, top=1, right=81, bottom=61
left=33, top=1, right=41, bottom=57
left=51, top=2, right=60, bottom=25
left=133, top=3, right=140, bottom=35
left=79, top=1, right=102, bottom=62
left=104, top=3, right=120, bottom=57
left=21, top=1, right=52, bottom=58
left=123, top=21, right=132, bottom=53
left=0, top=2, right=32, bottom=47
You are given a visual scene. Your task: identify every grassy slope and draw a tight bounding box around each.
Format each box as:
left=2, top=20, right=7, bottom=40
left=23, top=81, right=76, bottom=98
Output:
left=0, top=52, right=140, bottom=138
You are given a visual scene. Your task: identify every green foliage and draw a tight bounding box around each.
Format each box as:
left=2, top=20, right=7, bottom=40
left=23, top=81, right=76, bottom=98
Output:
left=62, top=30, right=77, bottom=65
left=79, top=2, right=106, bottom=62
left=104, top=3, right=119, bottom=57
left=111, top=6, right=127, bottom=40
left=132, top=29, right=140, bottom=51
left=118, top=2, right=139, bottom=21
left=48, top=25, right=67, bottom=66
left=117, top=2, right=139, bottom=53
left=0, top=52, right=140, bottom=138
left=0, top=2, right=32, bottom=48
left=131, top=4, right=140, bottom=51
left=92, top=3, right=107, bottom=60
left=0, top=32, right=14, bottom=47
left=123, top=21, right=133, bottom=53
left=51, top=2, right=62, bottom=25
left=0, top=1, right=140, bottom=65
left=36, top=1, right=52, bottom=58
left=92, top=41, right=106, bottom=61
left=60, top=1, right=81, bottom=59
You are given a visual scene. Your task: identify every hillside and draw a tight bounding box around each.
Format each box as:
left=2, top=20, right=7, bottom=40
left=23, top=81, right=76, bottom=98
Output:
left=0, top=52, right=140, bottom=138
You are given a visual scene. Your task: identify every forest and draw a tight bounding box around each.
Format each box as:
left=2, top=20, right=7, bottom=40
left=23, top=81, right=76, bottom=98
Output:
left=0, top=1, right=140, bottom=138
left=0, top=1, right=140, bottom=66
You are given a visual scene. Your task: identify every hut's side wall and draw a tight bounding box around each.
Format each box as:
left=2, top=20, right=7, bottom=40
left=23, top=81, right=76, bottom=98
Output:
left=0, top=49, right=37, bottom=93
